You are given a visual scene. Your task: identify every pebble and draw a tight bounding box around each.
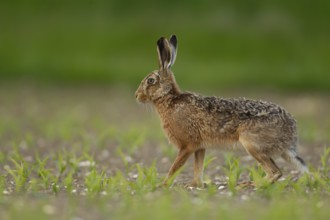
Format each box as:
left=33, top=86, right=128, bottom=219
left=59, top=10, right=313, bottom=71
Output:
left=78, top=161, right=95, bottom=168
left=2, top=190, right=10, bottom=195
left=218, top=185, right=226, bottom=190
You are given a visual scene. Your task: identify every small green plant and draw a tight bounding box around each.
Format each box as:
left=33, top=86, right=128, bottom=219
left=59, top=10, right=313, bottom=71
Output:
left=35, top=155, right=61, bottom=193
left=6, top=158, right=30, bottom=192
left=248, top=164, right=269, bottom=188
left=68, top=154, right=81, bottom=174
left=222, top=154, right=243, bottom=193
left=203, top=155, right=217, bottom=170
left=9, top=143, right=24, bottom=162
left=320, top=147, right=330, bottom=176
left=298, top=171, right=328, bottom=192
left=116, top=148, right=133, bottom=173
left=50, top=181, right=60, bottom=195
left=35, top=156, right=51, bottom=190
left=83, top=152, right=96, bottom=170
left=106, top=171, right=128, bottom=194
left=56, top=152, right=67, bottom=177
left=162, top=166, right=184, bottom=188
left=63, top=171, right=74, bottom=193
left=27, top=178, right=39, bottom=192
left=134, top=162, right=159, bottom=191
left=84, top=168, right=107, bottom=195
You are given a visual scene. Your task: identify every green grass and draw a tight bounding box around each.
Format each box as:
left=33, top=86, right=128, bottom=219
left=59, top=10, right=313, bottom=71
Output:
left=1, top=150, right=330, bottom=219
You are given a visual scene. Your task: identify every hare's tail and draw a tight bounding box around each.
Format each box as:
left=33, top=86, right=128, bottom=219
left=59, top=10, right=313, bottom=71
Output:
left=281, top=148, right=309, bottom=174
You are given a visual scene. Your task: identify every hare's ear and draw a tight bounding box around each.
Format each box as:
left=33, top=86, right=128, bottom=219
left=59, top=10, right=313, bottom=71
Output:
left=157, top=37, right=171, bottom=71
left=169, top=35, right=177, bottom=68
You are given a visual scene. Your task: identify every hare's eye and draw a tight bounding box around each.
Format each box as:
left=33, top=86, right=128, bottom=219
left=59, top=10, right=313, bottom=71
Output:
left=147, top=78, right=155, bottom=85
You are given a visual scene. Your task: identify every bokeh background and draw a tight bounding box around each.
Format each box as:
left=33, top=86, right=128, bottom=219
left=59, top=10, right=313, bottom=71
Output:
left=1, top=0, right=329, bottom=91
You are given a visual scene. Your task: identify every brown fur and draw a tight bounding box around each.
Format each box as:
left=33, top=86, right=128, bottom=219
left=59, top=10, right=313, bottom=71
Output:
left=135, top=35, right=308, bottom=187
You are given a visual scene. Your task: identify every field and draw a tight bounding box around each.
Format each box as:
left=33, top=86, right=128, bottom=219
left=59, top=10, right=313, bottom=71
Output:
left=0, top=85, right=329, bottom=219
left=1, top=0, right=330, bottom=219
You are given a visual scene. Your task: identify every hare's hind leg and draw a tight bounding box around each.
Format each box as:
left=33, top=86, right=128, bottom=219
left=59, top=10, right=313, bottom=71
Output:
left=240, top=138, right=282, bottom=183
left=250, top=151, right=282, bottom=183
left=190, top=148, right=205, bottom=187
left=251, top=152, right=282, bottom=182
left=281, top=148, right=309, bottom=174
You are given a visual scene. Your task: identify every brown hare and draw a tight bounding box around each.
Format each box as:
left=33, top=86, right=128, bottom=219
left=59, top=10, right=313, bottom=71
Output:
left=135, top=35, right=308, bottom=187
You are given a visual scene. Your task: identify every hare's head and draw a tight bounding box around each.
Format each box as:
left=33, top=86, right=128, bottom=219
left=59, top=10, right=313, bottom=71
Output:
left=135, top=35, right=180, bottom=103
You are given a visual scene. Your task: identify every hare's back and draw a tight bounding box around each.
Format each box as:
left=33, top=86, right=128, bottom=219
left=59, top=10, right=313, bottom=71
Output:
left=173, top=93, right=296, bottom=132
left=200, top=95, right=297, bottom=147
left=193, top=95, right=293, bottom=122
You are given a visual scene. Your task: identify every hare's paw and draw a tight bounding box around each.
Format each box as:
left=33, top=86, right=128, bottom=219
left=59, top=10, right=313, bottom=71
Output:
left=158, top=180, right=172, bottom=189
left=184, top=181, right=207, bottom=189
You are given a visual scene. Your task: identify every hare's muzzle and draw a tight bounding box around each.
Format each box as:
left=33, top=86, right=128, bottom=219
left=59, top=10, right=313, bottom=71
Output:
left=135, top=88, right=143, bottom=102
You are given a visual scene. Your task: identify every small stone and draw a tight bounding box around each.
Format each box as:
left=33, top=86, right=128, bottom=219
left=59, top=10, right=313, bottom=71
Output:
left=125, top=156, right=133, bottom=163
left=187, top=186, right=194, bottom=191
left=3, top=190, right=10, bottom=195
left=218, top=185, right=226, bottom=190
left=128, top=173, right=138, bottom=179
left=161, top=157, right=169, bottom=163
left=78, top=161, right=95, bottom=168
left=279, top=177, right=286, bottom=181
left=290, top=170, right=299, bottom=175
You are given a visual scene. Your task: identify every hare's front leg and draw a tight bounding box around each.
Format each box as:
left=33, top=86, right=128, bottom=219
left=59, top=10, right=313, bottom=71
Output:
left=163, top=148, right=192, bottom=186
left=190, top=148, right=205, bottom=187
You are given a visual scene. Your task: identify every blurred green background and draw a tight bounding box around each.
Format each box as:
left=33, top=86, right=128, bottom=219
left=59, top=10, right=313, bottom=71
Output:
left=1, top=0, right=329, bottom=91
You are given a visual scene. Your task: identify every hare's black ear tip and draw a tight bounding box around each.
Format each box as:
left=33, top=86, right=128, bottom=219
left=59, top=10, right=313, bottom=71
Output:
left=169, top=35, right=177, bottom=46
left=170, top=35, right=177, bottom=41
left=157, top=37, right=165, bottom=45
